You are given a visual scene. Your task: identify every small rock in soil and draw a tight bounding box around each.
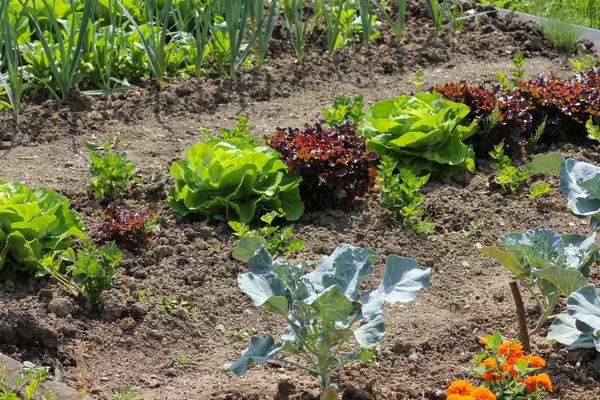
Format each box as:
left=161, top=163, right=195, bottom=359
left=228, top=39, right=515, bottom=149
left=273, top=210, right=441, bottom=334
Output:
left=48, top=297, right=73, bottom=318
left=101, top=292, right=126, bottom=322
left=408, top=353, right=424, bottom=364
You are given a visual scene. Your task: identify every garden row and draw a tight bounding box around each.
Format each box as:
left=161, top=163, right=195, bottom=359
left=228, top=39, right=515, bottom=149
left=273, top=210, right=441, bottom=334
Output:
left=0, top=0, right=579, bottom=121
left=3, top=60, right=600, bottom=398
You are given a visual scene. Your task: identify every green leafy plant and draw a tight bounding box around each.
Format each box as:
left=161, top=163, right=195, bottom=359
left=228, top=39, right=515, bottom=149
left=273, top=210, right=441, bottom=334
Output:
left=526, top=116, right=546, bottom=152
left=1, top=360, right=56, bottom=400
left=447, top=332, right=553, bottom=399
left=376, top=155, right=434, bottom=234
left=570, top=52, right=596, bottom=75
left=229, top=211, right=306, bottom=262
left=409, top=70, right=424, bottom=90
left=107, top=389, right=143, bottom=400
left=217, top=115, right=258, bottom=145
left=41, top=240, right=122, bottom=305
left=224, top=244, right=430, bottom=397
left=160, top=297, right=197, bottom=315
left=167, top=139, right=304, bottom=223
left=489, top=140, right=530, bottom=194
left=560, top=158, right=600, bottom=228
left=321, top=94, right=365, bottom=126
left=228, top=330, right=250, bottom=339
left=0, top=180, right=85, bottom=280
left=480, top=228, right=598, bottom=331
left=528, top=183, right=551, bottom=199
left=586, top=117, right=600, bottom=141
left=359, top=92, right=477, bottom=177
left=547, top=284, right=600, bottom=371
left=87, top=137, right=136, bottom=201
left=496, top=53, right=526, bottom=89
left=454, top=218, right=485, bottom=237
left=170, top=355, right=191, bottom=368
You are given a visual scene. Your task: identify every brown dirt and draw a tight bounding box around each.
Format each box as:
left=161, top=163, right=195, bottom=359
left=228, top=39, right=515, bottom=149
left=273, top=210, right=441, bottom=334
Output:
left=1, top=4, right=600, bottom=400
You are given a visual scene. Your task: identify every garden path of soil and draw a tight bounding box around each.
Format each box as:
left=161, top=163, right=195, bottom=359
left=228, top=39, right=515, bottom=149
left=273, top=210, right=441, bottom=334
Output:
left=1, top=5, right=600, bottom=400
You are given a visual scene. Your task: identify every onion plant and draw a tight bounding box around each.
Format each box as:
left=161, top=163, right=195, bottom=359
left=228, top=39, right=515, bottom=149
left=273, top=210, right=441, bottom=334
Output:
left=117, top=0, right=172, bottom=89
left=211, top=0, right=254, bottom=78
left=426, top=0, right=492, bottom=37
left=358, top=0, right=375, bottom=50
left=0, top=0, right=27, bottom=120
left=321, top=0, right=345, bottom=54
left=282, top=0, right=312, bottom=62
left=23, top=0, right=95, bottom=101
left=372, top=0, right=406, bottom=44
left=90, top=0, right=129, bottom=92
left=249, top=0, right=279, bottom=69
left=190, top=0, right=212, bottom=79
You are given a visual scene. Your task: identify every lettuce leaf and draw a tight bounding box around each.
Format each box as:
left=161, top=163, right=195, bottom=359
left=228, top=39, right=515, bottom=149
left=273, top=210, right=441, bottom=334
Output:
left=358, top=93, right=477, bottom=176
left=167, top=139, right=304, bottom=223
left=0, top=179, right=85, bottom=280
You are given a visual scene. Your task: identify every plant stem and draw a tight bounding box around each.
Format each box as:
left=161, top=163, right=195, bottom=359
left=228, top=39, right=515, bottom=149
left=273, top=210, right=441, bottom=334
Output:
left=509, top=281, right=531, bottom=353
left=270, top=358, right=319, bottom=375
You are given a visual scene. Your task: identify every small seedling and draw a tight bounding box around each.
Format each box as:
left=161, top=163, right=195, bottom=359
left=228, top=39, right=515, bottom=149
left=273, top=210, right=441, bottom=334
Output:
left=377, top=155, right=435, bottom=234
left=455, top=218, right=484, bottom=237
left=87, top=137, right=136, bottom=201
left=229, top=211, right=306, bottom=262
left=496, top=54, right=526, bottom=89
left=320, top=94, right=365, bottom=126
left=528, top=183, right=551, bottom=199
left=83, top=134, right=122, bottom=152
left=170, top=355, right=191, bottom=368
left=228, top=330, right=250, bottom=340
left=526, top=117, right=547, bottom=152
left=136, top=289, right=155, bottom=307
left=107, top=389, right=143, bottom=400
left=587, top=117, right=600, bottom=142
left=447, top=296, right=465, bottom=311
left=435, top=249, right=454, bottom=262
left=489, top=140, right=530, bottom=194
left=409, top=70, right=425, bottom=90
left=40, top=240, right=122, bottom=305
left=570, top=52, right=596, bottom=75
left=160, top=298, right=197, bottom=315
left=0, top=360, right=57, bottom=400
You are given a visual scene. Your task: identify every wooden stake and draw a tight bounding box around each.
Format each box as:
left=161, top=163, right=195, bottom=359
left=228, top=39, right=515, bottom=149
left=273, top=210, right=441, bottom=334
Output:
left=509, top=281, right=531, bottom=353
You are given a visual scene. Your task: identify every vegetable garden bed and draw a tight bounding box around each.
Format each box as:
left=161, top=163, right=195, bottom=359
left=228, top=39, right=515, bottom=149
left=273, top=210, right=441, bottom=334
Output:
left=2, top=1, right=600, bottom=400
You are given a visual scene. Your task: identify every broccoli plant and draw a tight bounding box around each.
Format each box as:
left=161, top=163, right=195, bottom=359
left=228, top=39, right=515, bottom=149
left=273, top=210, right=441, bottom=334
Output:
left=224, top=244, right=430, bottom=396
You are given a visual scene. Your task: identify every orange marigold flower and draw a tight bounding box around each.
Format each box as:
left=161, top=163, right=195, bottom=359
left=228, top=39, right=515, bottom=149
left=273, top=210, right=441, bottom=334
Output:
left=521, top=373, right=553, bottom=393
left=536, top=373, right=553, bottom=392
left=447, top=380, right=474, bottom=396
left=447, top=395, right=476, bottom=400
left=498, top=341, right=524, bottom=358
left=522, top=355, right=545, bottom=368
left=472, top=387, right=496, bottom=400
left=501, top=356, right=521, bottom=377
left=522, top=376, right=538, bottom=393
left=479, top=358, right=500, bottom=382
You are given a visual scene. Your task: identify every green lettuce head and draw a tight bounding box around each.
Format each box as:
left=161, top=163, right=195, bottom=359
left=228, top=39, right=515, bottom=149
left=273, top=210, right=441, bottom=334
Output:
left=0, top=180, right=85, bottom=280
left=358, top=92, right=477, bottom=176
left=167, top=139, right=304, bottom=223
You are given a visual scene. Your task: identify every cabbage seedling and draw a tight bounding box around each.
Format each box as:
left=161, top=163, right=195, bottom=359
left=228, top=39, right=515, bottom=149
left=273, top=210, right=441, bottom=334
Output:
left=224, top=244, right=430, bottom=396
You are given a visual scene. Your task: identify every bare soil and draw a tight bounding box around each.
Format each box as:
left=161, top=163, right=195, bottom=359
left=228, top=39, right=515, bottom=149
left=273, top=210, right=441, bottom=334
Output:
left=1, top=3, right=600, bottom=400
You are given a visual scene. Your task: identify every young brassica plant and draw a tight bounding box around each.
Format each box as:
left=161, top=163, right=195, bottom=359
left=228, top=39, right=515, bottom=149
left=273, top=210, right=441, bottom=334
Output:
left=547, top=284, right=600, bottom=371
left=480, top=228, right=598, bottom=331
left=224, top=244, right=430, bottom=396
